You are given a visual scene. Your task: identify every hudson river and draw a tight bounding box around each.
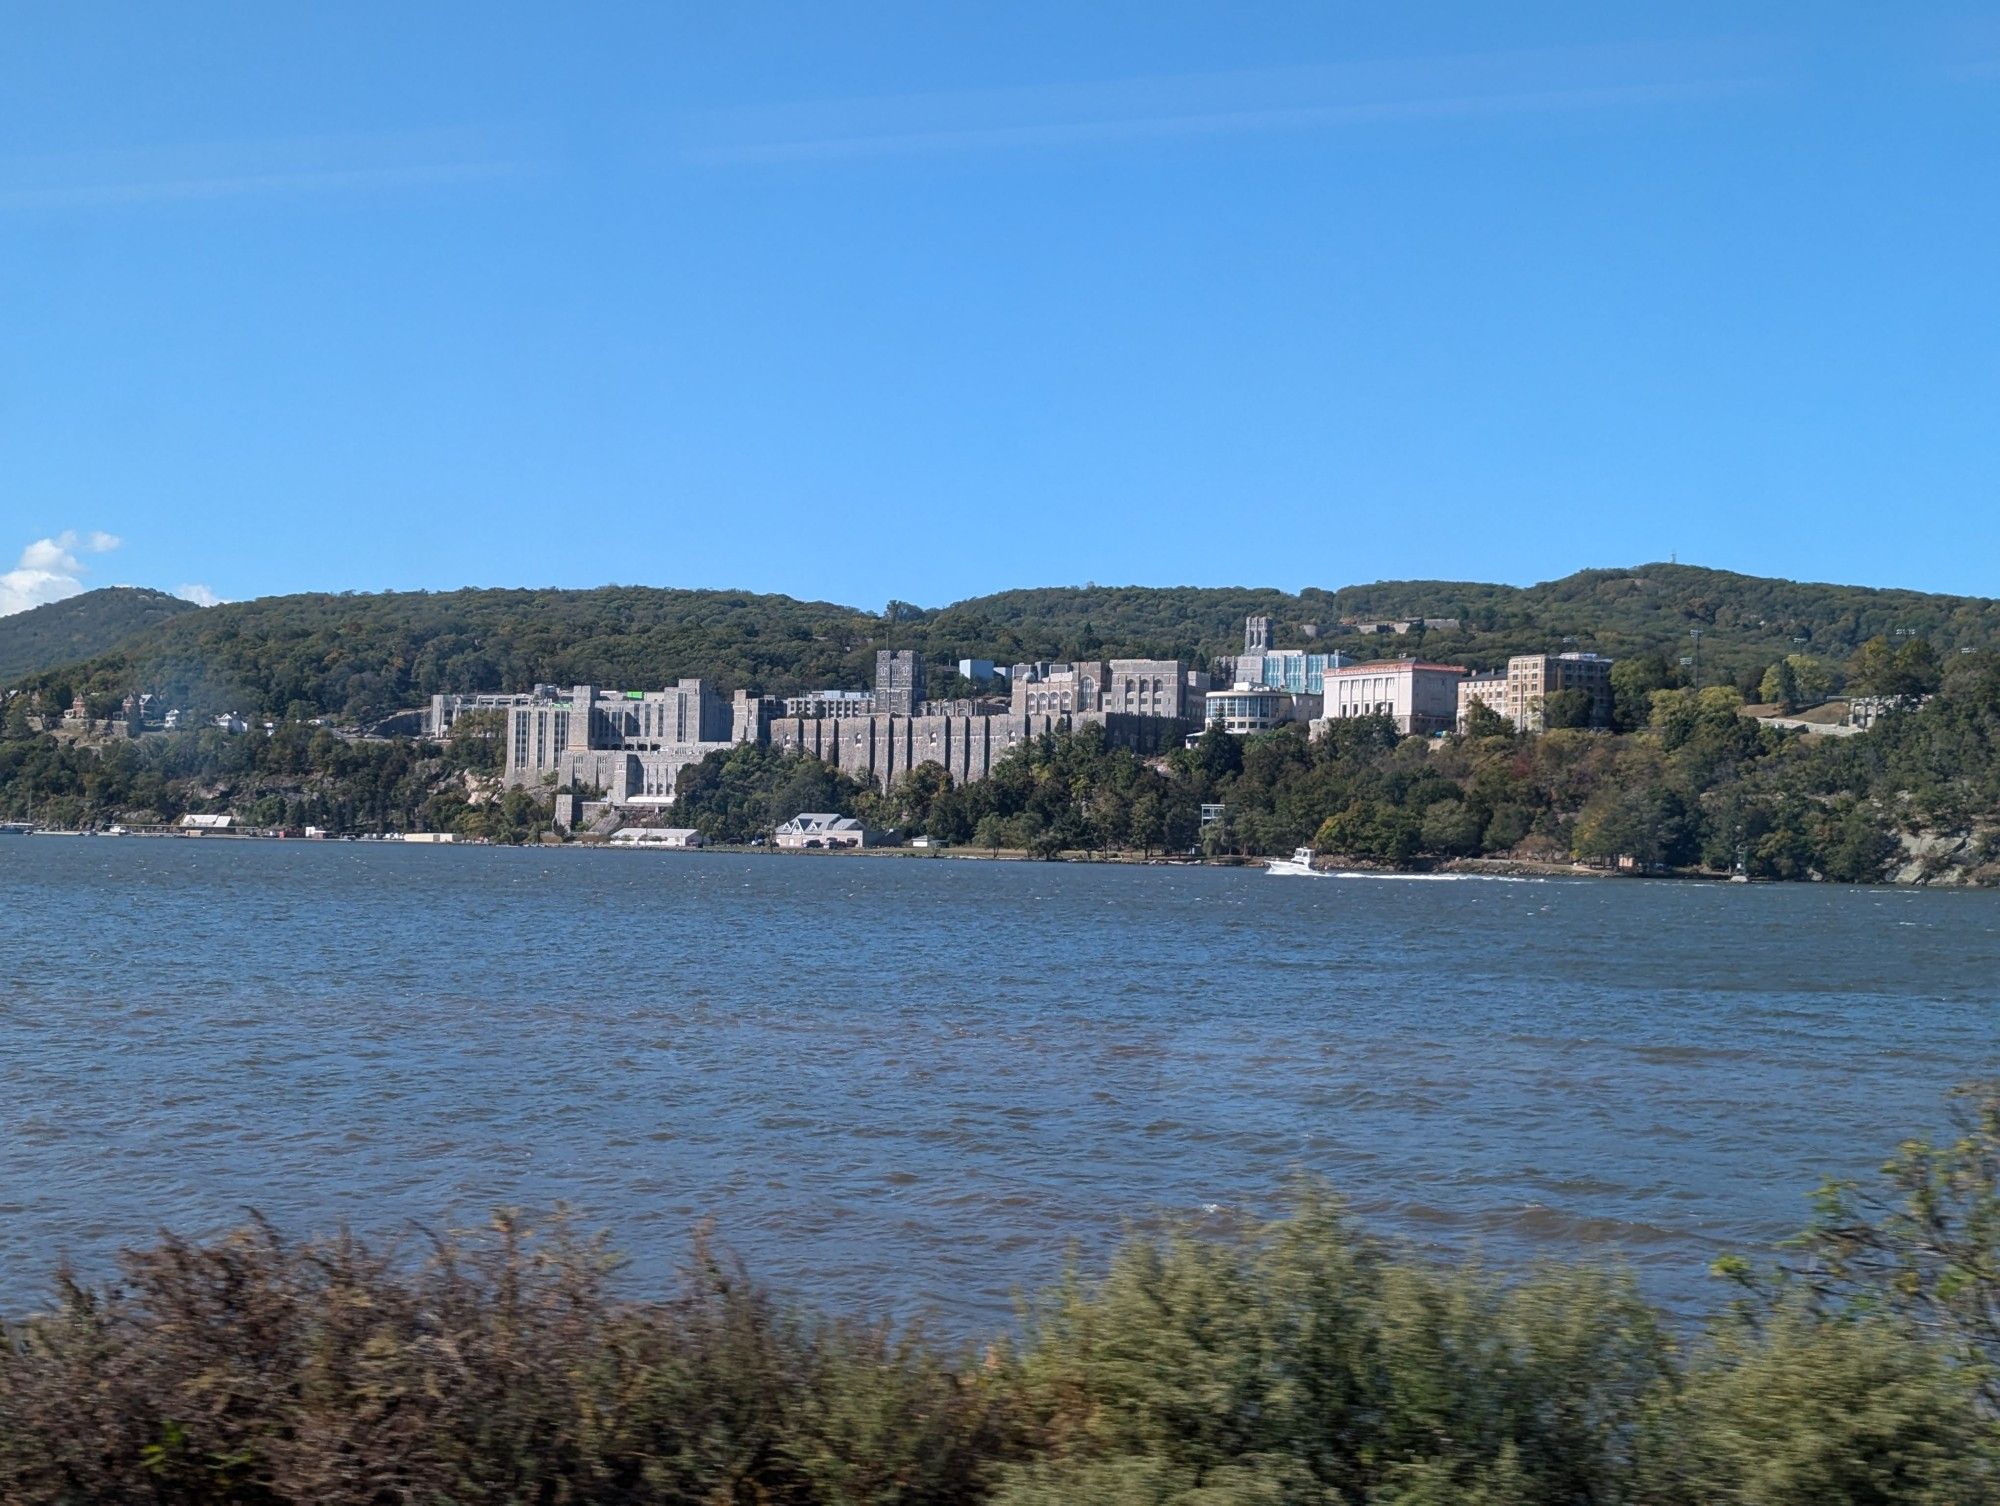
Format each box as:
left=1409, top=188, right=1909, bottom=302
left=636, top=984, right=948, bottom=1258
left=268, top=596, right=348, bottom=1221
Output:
left=3, top=840, right=1997, bottom=1323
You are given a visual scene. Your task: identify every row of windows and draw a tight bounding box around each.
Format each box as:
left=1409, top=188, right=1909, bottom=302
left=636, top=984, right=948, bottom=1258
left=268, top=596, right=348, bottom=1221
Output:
left=510, top=710, right=571, bottom=767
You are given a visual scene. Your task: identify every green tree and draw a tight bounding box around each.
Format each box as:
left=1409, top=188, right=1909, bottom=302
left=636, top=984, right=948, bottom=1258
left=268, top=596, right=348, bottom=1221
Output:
left=1848, top=635, right=1899, bottom=695
left=1780, top=1080, right=2000, bottom=1409
left=1541, top=687, right=1594, bottom=729
left=1891, top=637, right=1944, bottom=697
left=1786, top=653, right=1833, bottom=704
left=1760, top=657, right=1803, bottom=711
left=1418, top=798, right=1483, bottom=856
left=1460, top=700, right=1513, bottom=739
left=1651, top=1308, right=1987, bottom=1506
left=1609, top=654, right=1671, bottom=732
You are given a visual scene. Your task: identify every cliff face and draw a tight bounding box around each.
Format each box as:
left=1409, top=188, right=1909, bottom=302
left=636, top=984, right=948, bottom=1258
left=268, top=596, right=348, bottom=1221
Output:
left=1891, top=829, right=2000, bottom=886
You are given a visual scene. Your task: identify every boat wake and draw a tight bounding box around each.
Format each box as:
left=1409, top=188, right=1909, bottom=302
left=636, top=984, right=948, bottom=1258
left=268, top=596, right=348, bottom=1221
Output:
left=1328, top=870, right=1549, bottom=884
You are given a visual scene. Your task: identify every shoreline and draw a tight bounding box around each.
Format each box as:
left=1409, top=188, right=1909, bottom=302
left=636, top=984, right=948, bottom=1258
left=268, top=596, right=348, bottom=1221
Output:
left=12, top=826, right=1991, bottom=887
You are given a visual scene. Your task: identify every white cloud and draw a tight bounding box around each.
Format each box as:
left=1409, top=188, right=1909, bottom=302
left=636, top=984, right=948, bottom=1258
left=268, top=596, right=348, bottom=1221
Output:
left=0, top=530, right=122, bottom=616
left=174, top=583, right=224, bottom=608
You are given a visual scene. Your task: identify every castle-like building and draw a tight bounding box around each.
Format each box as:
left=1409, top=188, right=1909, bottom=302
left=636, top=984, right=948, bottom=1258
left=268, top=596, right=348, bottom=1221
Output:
left=494, top=616, right=1617, bottom=807
left=501, top=650, right=1204, bottom=805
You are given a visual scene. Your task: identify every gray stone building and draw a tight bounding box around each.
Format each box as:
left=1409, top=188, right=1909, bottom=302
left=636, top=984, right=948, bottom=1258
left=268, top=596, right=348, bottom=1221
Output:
left=1009, top=659, right=1209, bottom=721
left=428, top=686, right=565, bottom=739
left=505, top=651, right=1199, bottom=806
left=506, top=680, right=740, bottom=806
left=874, top=649, right=926, bottom=716
left=782, top=689, right=876, bottom=718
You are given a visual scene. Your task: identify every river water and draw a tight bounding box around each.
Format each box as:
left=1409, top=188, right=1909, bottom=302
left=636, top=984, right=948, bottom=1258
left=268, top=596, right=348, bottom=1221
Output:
left=2, top=839, right=1996, bottom=1324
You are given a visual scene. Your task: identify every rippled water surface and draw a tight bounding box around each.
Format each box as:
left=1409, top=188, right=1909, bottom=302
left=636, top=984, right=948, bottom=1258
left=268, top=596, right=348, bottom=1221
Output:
left=3, top=839, right=1997, bottom=1323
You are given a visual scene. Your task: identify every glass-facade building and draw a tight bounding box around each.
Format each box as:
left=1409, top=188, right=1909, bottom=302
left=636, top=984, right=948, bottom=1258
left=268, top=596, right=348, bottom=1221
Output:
left=1234, top=650, right=1353, bottom=694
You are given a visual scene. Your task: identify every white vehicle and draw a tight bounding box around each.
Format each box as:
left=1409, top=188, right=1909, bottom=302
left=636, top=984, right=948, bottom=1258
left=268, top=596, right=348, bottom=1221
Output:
left=1266, top=846, right=1320, bottom=877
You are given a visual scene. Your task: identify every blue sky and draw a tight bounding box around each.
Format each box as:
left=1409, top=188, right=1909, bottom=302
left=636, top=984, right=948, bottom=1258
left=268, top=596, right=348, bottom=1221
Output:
left=2, top=3, right=1996, bottom=614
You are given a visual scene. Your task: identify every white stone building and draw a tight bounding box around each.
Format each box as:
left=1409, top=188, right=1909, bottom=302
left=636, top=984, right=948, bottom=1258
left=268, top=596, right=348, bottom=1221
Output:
left=1313, top=660, right=1467, bottom=737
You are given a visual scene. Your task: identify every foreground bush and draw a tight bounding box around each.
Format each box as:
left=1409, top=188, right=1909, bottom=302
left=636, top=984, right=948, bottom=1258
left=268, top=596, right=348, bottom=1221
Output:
left=8, top=1121, right=2000, bottom=1503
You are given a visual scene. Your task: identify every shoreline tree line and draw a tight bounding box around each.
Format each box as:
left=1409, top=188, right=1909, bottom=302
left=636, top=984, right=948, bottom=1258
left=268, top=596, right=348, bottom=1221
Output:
left=670, top=640, right=1997, bottom=882
left=5, top=633, right=1998, bottom=881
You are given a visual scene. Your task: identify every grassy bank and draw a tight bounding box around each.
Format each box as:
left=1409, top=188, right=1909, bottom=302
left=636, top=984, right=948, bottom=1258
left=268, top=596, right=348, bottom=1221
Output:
left=9, top=1090, right=2000, bottom=1504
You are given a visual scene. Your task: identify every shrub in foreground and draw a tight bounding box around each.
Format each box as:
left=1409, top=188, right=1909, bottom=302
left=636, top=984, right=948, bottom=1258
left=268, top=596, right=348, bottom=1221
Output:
left=3, top=1162, right=2000, bottom=1503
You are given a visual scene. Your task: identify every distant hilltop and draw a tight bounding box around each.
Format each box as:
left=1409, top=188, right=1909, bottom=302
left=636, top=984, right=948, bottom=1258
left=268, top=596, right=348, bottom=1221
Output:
left=0, top=587, right=199, bottom=684
left=5, top=564, right=1999, bottom=726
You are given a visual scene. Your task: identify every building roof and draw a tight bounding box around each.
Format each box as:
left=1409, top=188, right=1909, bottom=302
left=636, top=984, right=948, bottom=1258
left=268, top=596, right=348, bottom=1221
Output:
left=1321, top=659, right=1470, bottom=677
left=777, top=812, right=864, bottom=834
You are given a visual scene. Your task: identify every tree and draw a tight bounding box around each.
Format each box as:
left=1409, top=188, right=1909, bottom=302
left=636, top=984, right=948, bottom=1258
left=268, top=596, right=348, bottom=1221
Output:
left=1773, top=1081, right=2000, bottom=1412
left=1541, top=687, right=1594, bottom=729
left=1820, top=807, right=1896, bottom=883
left=1891, top=637, right=1943, bottom=697
left=1188, top=723, right=1242, bottom=788
left=1609, top=655, right=1671, bottom=732
left=1786, top=653, right=1833, bottom=704
left=1759, top=658, right=1802, bottom=711
left=1847, top=636, right=1899, bottom=696
left=888, top=762, right=953, bottom=833
left=1460, top=700, right=1513, bottom=739
left=1419, top=798, right=1483, bottom=856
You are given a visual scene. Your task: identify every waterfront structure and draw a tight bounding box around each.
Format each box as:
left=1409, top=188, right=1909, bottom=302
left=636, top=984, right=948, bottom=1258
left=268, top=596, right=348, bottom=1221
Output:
left=775, top=812, right=873, bottom=849
left=1313, top=660, right=1467, bottom=736
left=608, top=827, right=704, bottom=847
left=1455, top=653, right=1615, bottom=732
left=178, top=813, right=234, bottom=831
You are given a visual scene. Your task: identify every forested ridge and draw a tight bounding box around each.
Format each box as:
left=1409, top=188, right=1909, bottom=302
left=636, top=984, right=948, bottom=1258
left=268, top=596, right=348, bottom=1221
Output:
left=12, top=564, right=2000, bottom=724
left=0, top=586, right=199, bottom=683
left=6, top=565, right=2000, bottom=880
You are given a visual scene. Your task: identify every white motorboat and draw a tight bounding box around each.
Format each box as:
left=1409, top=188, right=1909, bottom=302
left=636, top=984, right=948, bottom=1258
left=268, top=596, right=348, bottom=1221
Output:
left=1266, top=846, right=1320, bottom=877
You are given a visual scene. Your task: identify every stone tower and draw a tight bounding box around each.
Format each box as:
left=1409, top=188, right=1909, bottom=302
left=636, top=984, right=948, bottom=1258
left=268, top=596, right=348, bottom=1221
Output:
left=1244, top=615, right=1273, bottom=655
left=874, top=649, right=927, bottom=716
